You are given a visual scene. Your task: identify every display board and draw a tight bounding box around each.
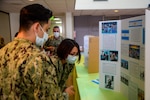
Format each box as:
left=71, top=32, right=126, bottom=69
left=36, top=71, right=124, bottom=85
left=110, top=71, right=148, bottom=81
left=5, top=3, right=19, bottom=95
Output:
left=99, top=20, right=121, bottom=92
left=121, top=15, right=145, bottom=100
left=99, top=10, right=150, bottom=100
left=145, top=9, right=150, bottom=100
left=83, top=35, right=95, bottom=67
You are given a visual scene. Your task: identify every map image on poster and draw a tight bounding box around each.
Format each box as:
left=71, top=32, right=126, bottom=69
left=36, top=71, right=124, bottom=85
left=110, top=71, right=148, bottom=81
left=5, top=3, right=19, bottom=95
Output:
left=102, top=22, right=117, bottom=34
left=129, top=44, right=140, bottom=59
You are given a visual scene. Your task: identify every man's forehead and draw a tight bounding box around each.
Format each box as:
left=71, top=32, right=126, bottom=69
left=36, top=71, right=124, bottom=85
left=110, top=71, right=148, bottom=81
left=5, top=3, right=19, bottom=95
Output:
left=54, top=28, right=59, bottom=30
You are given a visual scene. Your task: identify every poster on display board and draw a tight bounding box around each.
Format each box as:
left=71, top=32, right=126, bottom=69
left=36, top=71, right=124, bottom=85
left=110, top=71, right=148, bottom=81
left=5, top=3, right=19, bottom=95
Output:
left=99, top=20, right=121, bottom=92
left=99, top=12, right=149, bottom=100
left=121, top=15, right=145, bottom=100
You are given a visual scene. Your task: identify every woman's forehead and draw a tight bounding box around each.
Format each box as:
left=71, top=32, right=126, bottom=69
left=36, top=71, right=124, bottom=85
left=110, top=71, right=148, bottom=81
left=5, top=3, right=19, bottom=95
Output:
left=70, top=47, right=78, bottom=54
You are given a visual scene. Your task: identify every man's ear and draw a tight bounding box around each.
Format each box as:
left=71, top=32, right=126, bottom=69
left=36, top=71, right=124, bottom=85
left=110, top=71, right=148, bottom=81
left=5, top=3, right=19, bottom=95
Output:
left=33, top=22, right=40, bottom=33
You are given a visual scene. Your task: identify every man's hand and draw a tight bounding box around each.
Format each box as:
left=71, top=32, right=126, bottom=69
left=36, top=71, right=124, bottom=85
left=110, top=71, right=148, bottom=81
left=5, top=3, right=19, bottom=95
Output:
left=47, top=46, right=55, bottom=52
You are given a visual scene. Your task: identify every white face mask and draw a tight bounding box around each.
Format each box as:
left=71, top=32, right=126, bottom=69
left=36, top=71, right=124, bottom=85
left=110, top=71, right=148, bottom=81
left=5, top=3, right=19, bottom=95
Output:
left=54, top=32, right=60, bottom=38
left=35, top=25, right=48, bottom=47
left=67, top=55, right=77, bottom=64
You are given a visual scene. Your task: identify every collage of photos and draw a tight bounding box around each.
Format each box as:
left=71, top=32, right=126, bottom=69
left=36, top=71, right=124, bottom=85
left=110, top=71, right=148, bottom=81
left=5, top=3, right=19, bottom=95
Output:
left=101, top=50, right=118, bottom=61
left=102, top=22, right=117, bottom=34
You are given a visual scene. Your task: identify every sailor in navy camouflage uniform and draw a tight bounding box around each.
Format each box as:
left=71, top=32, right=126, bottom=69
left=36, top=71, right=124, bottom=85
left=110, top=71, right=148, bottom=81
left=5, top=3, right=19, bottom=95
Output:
left=51, top=38, right=81, bottom=97
left=43, top=26, right=64, bottom=56
left=0, top=4, right=68, bottom=100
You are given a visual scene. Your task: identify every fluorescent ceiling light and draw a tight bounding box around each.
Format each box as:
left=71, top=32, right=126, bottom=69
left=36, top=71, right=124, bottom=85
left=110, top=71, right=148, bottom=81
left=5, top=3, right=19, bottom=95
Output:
left=55, top=21, right=62, bottom=24
left=54, top=18, right=61, bottom=21
left=114, top=10, right=119, bottom=12
left=28, top=0, right=34, bottom=1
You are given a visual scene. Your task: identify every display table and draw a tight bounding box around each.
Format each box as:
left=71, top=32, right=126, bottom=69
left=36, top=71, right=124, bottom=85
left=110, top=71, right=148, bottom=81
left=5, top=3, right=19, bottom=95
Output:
left=76, top=75, right=128, bottom=100
left=73, top=54, right=127, bottom=100
left=75, top=63, right=98, bottom=78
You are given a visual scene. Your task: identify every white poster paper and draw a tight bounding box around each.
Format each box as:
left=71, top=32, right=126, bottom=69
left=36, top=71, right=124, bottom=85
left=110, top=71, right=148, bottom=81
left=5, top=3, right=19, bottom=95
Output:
left=99, top=20, right=121, bottom=92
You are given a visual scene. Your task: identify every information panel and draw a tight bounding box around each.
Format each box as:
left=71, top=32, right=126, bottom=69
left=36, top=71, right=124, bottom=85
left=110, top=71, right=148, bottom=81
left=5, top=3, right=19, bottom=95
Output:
left=121, top=15, right=145, bottom=100
left=99, top=20, right=121, bottom=92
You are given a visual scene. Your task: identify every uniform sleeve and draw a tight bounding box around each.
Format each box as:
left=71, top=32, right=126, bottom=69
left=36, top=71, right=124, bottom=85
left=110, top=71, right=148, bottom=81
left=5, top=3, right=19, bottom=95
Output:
left=58, top=63, right=75, bottom=91
left=27, top=55, right=66, bottom=100
left=43, top=36, right=54, bottom=50
left=43, top=38, right=50, bottom=50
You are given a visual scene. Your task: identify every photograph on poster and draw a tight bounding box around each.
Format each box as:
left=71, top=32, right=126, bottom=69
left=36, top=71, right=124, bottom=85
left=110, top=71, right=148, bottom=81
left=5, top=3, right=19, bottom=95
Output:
left=121, top=75, right=129, bottom=86
left=102, top=22, right=117, bottom=33
left=121, top=59, right=128, bottom=70
left=138, top=88, right=144, bottom=100
left=121, top=73, right=130, bottom=86
left=101, top=50, right=118, bottom=62
left=139, top=67, right=144, bottom=81
left=109, top=50, right=118, bottom=61
left=101, top=50, right=109, bottom=61
left=129, top=44, right=140, bottom=60
left=105, top=75, right=114, bottom=90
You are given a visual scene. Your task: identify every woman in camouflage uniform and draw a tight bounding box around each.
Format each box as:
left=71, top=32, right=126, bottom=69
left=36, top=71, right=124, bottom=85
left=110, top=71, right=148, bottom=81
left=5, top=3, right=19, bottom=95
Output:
left=50, top=38, right=81, bottom=98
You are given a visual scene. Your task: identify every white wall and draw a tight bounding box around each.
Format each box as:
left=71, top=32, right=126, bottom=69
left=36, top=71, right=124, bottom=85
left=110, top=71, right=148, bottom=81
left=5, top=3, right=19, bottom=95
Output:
left=9, top=13, right=19, bottom=40
left=65, top=12, right=74, bottom=39
left=0, top=12, right=11, bottom=44
left=9, top=13, right=72, bottom=40
left=75, top=0, right=150, bottom=10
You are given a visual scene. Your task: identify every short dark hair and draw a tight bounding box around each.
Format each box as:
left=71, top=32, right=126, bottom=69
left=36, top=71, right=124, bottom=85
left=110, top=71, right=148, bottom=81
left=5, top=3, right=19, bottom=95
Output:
left=53, top=26, right=59, bottom=29
left=19, top=4, right=53, bottom=31
left=57, top=38, right=81, bottom=63
left=14, top=32, right=18, bottom=37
